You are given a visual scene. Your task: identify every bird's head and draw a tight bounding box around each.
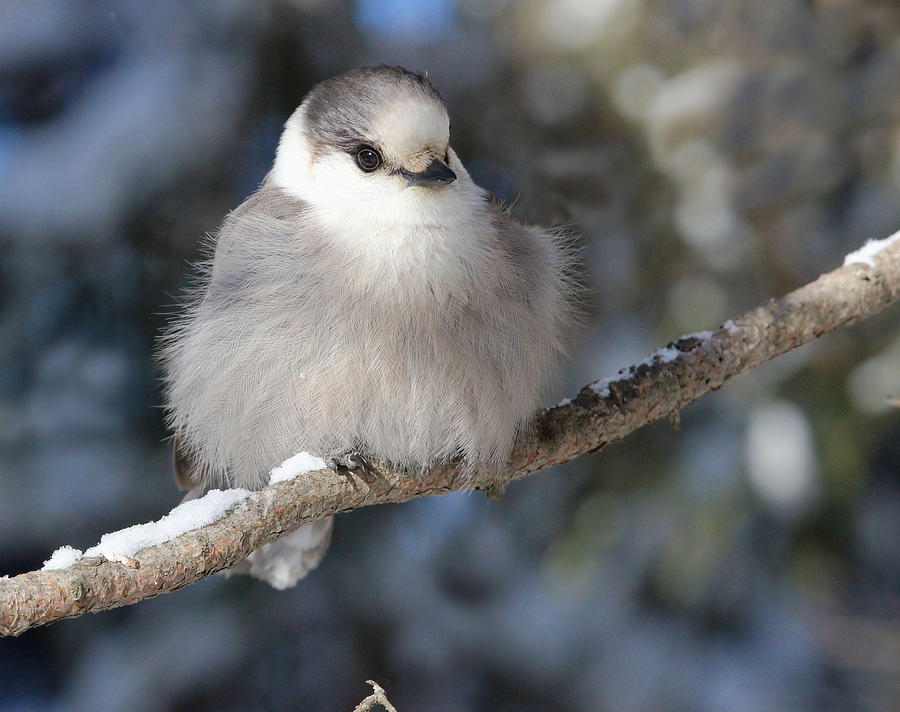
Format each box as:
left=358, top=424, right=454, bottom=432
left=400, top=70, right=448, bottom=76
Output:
left=272, top=65, right=478, bottom=242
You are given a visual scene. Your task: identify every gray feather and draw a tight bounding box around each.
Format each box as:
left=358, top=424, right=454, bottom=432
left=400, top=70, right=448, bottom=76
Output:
left=161, top=184, right=575, bottom=488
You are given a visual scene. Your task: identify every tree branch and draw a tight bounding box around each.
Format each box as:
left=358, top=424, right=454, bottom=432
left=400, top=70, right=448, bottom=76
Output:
left=2, top=237, right=899, bottom=637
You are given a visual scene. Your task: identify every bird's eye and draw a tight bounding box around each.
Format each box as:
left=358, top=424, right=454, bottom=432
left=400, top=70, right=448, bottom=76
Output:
left=356, top=146, right=381, bottom=172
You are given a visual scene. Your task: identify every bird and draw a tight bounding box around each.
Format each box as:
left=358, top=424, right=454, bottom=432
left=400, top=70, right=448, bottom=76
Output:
left=160, top=65, right=577, bottom=585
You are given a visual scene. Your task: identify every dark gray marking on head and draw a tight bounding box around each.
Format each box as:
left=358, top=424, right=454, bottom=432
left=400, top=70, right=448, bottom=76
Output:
left=301, top=65, right=445, bottom=159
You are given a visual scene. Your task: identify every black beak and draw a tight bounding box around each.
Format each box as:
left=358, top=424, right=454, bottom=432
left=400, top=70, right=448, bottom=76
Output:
left=400, top=158, right=457, bottom=187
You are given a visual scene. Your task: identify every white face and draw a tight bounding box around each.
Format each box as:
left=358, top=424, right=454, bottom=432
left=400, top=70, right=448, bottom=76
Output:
left=372, top=95, right=450, bottom=172
left=271, top=96, right=485, bottom=270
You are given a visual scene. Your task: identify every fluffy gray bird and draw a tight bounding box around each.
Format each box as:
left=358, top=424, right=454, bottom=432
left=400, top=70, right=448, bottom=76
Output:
left=161, top=66, right=576, bottom=583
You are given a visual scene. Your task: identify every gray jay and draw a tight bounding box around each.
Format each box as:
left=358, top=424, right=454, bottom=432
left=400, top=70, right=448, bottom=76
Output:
left=161, top=65, right=576, bottom=583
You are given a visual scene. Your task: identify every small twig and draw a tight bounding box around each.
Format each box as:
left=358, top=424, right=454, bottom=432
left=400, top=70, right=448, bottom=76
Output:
left=352, top=680, right=399, bottom=712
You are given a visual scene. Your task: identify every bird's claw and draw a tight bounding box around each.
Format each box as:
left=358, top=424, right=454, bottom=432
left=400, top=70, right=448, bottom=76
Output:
left=327, top=451, right=388, bottom=493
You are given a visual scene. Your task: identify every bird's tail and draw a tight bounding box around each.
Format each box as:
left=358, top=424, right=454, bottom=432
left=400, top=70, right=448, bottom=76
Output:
left=226, top=517, right=334, bottom=589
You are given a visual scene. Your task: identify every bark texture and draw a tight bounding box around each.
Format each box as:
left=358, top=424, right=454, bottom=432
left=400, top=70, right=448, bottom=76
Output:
left=2, top=240, right=899, bottom=637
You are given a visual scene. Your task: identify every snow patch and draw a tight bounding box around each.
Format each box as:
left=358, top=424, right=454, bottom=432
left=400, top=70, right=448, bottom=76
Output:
left=636, top=344, right=682, bottom=368
left=42, top=545, right=84, bottom=571
left=37, top=451, right=328, bottom=571
left=590, top=341, right=691, bottom=398
left=843, top=230, right=900, bottom=268
left=654, top=345, right=681, bottom=363
left=83, top=488, right=252, bottom=560
left=684, top=330, right=714, bottom=341
left=590, top=378, right=613, bottom=398
left=268, top=451, right=327, bottom=484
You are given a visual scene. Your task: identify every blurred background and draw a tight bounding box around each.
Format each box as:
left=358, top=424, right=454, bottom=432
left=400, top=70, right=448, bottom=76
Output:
left=1, top=0, right=899, bottom=710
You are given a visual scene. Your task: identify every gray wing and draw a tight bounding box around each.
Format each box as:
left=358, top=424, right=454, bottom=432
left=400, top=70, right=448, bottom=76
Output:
left=163, top=181, right=320, bottom=491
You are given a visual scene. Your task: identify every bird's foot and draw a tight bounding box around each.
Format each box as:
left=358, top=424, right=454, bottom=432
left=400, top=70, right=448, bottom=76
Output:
left=327, top=451, right=388, bottom=493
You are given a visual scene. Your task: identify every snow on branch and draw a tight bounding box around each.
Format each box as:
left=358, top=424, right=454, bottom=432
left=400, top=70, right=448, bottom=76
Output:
left=2, top=234, right=899, bottom=637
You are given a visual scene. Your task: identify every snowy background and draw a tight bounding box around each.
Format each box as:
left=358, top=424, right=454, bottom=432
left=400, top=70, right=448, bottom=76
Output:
left=2, top=0, right=900, bottom=710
